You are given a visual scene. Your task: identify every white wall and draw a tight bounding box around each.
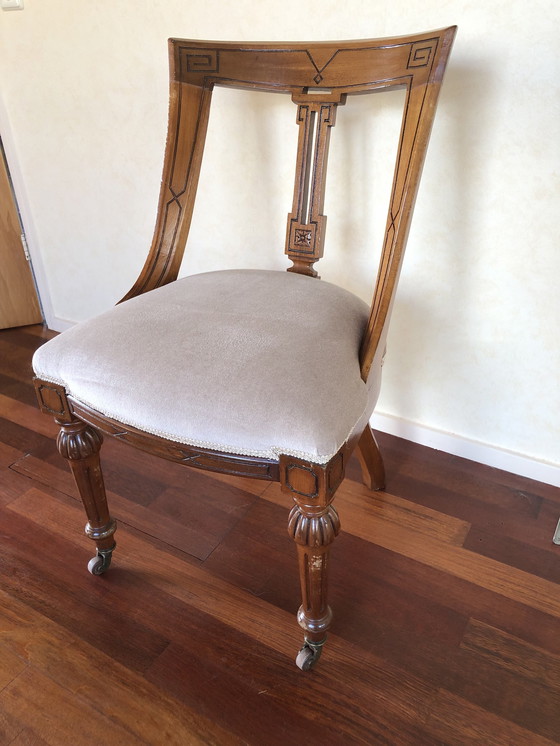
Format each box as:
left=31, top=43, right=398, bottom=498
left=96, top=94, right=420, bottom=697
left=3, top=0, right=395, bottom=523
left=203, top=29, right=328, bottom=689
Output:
left=1, top=0, right=559, bottom=485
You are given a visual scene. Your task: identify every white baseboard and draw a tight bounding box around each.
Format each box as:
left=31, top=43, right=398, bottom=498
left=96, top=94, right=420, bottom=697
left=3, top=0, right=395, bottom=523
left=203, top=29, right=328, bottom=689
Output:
left=44, top=315, right=75, bottom=333
left=372, top=412, right=560, bottom=488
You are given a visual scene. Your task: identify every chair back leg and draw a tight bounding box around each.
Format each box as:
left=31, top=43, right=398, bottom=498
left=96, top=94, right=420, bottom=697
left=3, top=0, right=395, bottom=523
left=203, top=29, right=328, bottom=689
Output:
left=356, top=425, right=386, bottom=491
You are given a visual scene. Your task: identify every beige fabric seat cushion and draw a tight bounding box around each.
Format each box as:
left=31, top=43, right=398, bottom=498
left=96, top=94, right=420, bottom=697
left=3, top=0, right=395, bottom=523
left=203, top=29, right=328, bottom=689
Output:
left=33, top=269, right=381, bottom=464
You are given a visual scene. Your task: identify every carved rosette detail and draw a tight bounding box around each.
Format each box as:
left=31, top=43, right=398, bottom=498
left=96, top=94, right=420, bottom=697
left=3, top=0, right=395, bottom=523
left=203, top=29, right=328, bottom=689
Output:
left=56, top=421, right=103, bottom=461
left=288, top=505, right=340, bottom=547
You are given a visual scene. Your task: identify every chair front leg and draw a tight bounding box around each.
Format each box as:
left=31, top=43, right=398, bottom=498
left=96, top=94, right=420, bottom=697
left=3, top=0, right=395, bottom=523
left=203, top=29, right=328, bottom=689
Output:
left=288, top=502, right=340, bottom=669
left=56, top=417, right=117, bottom=575
left=280, top=454, right=344, bottom=670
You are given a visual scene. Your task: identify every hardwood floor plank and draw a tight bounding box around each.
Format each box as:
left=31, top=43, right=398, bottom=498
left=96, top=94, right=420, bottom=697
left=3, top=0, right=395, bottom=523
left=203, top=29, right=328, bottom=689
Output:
left=461, top=618, right=560, bottom=690
left=203, top=497, right=469, bottom=648
left=6, top=488, right=445, bottom=745
left=424, top=689, right=557, bottom=746
left=10, top=455, right=257, bottom=560
left=7, top=486, right=307, bottom=651
left=9, top=453, right=73, bottom=495
left=0, top=393, right=59, bottom=439
left=17, top=482, right=554, bottom=745
left=0, top=417, right=53, bottom=458
left=0, top=442, right=23, bottom=469
left=385, top=470, right=559, bottom=549
left=337, top=535, right=560, bottom=657
left=0, top=465, right=55, bottom=508
left=0, top=709, right=25, bottom=746
left=335, top=477, right=471, bottom=545
left=0, top=503, right=170, bottom=673
left=0, top=590, right=244, bottom=746
left=394, top=455, right=545, bottom=515
left=201, top=497, right=560, bottom=741
left=441, top=652, right=560, bottom=741
left=8, top=728, right=51, bottom=745
left=0, top=324, right=55, bottom=347
left=463, top=525, right=560, bottom=583
left=3, top=491, right=440, bottom=703
left=0, top=372, right=39, bottom=407
left=0, top=668, right=146, bottom=746
left=0, top=339, right=37, bottom=383
left=261, top=483, right=560, bottom=619
left=0, top=642, right=27, bottom=692
left=147, top=640, right=439, bottom=746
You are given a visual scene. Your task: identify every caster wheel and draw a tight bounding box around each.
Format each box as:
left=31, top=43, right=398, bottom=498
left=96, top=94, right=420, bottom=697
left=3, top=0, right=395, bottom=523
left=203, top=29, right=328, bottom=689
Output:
left=87, top=550, right=112, bottom=576
left=295, top=642, right=322, bottom=671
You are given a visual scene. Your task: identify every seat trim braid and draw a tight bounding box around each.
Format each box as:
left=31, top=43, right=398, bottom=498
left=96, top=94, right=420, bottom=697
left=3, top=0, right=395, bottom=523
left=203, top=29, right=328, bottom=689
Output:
left=34, top=373, right=374, bottom=476
left=35, top=377, right=361, bottom=490
left=33, top=365, right=376, bottom=467
left=35, top=377, right=280, bottom=480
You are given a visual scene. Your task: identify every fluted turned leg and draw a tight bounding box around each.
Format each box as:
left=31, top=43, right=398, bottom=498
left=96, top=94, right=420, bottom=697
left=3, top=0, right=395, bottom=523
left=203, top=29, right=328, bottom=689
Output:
left=356, top=424, right=386, bottom=491
left=280, top=452, right=345, bottom=670
left=288, top=502, right=340, bottom=669
left=56, top=417, right=117, bottom=575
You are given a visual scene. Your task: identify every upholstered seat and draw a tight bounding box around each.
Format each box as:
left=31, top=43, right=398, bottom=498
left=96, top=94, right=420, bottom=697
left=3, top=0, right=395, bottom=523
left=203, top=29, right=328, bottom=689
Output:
left=33, top=269, right=380, bottom=464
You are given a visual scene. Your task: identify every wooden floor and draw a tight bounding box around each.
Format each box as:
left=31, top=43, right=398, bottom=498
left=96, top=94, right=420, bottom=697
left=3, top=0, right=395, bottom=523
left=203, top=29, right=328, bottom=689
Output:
left=0, top=324, right=559, bottom=745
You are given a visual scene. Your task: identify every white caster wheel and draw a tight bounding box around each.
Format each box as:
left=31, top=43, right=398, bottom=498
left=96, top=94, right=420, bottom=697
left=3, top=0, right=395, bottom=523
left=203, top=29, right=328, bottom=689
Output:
left=295, top=641, right=323, bottom=671
left=87, top=549, right=113, bottom=575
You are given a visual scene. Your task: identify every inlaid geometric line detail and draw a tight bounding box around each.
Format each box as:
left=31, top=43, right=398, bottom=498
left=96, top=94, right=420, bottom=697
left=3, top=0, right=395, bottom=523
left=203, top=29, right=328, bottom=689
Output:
left=407, top=42, right=434, bottom=69
left=286, top=464, right=319, bottom=499
left=167, top=186, right=183, bottom=208
left=304, top=49, right=340, bottom=86
left=182, top=49, right=220, bottom=74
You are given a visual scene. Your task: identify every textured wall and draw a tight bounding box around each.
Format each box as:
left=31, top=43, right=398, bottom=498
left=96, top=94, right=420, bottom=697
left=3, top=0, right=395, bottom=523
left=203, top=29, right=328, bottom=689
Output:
left=1, top=0, right=558, bottom=469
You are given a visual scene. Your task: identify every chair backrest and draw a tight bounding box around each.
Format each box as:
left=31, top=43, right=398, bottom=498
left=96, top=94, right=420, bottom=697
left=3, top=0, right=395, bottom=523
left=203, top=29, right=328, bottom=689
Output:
left=123, top=28, right=456, bottom=381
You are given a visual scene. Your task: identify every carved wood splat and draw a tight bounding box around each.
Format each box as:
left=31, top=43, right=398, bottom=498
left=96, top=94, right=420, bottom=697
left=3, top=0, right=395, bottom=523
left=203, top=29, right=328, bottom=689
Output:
left=285, top=96, right=344, bottom=277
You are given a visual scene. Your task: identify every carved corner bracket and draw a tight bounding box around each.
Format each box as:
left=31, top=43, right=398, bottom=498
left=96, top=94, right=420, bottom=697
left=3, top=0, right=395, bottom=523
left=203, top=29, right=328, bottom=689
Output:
left=34, top=379, right=73, bottom=423
left=279, top=452, right=345, bottom=508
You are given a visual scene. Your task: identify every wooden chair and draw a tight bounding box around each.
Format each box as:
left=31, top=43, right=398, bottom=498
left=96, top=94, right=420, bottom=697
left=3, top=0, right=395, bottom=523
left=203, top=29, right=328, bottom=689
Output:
left=33, top=28, right=456, bottom=670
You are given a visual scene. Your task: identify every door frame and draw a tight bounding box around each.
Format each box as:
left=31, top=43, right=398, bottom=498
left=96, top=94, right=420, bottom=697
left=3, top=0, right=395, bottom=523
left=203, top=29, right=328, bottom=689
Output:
left=0, top=93, right=57, bottom=330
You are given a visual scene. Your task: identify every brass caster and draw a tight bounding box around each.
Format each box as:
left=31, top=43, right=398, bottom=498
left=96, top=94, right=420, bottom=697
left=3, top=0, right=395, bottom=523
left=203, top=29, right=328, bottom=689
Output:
left=87, top=547, right=114, bottom=576
left=295, top=638, right=325, bottom=671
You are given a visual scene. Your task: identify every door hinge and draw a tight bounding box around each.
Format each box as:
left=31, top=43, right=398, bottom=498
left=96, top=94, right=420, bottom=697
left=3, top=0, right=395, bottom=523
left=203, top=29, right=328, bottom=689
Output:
left=20, top=232, right=31, bottom=260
